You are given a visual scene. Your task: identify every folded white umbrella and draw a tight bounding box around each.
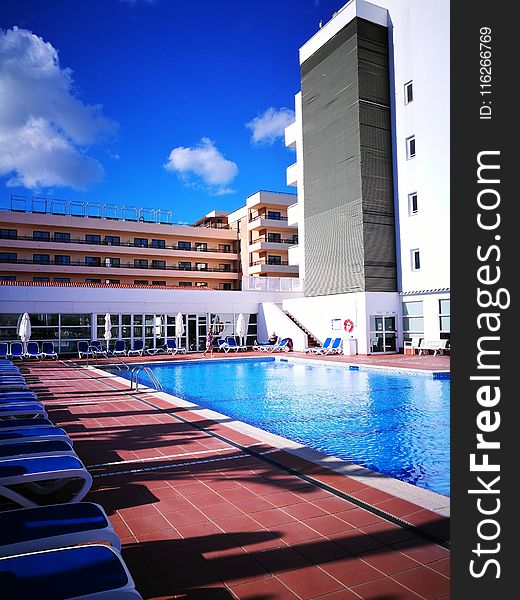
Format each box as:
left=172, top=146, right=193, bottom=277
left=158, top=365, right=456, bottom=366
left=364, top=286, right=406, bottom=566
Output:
left=175, top=312, right=185, bottom=349
left=104, top=313, right=112, bottom=350
left=17, top=313, right=31, bottom=354
left=235, top=313, right=246, bottom=346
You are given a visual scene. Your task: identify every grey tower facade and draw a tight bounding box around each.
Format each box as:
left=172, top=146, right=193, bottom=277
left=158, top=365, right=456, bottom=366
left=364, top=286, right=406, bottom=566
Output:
left=301, top=17, right=397, bottom=297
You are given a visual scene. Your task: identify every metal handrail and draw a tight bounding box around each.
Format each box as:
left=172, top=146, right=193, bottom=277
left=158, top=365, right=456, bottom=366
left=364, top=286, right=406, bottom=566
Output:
left=130, top=366, right=163, bottom=391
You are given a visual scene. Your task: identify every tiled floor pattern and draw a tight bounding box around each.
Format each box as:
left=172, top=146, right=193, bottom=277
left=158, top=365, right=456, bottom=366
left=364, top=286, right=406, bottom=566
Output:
left=20, top=361, right=450, bottom=599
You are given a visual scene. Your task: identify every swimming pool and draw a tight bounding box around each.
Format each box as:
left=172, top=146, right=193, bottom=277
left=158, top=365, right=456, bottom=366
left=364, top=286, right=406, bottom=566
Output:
left=114, top=357, right=450, bottom=497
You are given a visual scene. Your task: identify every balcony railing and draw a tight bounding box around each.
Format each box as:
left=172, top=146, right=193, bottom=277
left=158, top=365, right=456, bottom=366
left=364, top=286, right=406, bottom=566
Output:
left=0, top=257, right=239, bottom=273
left=0, top=234, right=235, bottom=253
left=251, top=236, right=298, bottom=245
left=250, top=260, right=290, bottom=267
left=248, top=214, right=288, bottom=224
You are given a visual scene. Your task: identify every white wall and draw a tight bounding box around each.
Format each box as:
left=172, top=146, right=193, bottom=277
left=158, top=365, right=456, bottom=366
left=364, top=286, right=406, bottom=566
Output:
left=0, top=285, right=302, bottom=316
left=379, top=0, right=450, bottom=293
left=282, top=292, right=400, bottom=354
left=258, top=302, right=308, bottom=351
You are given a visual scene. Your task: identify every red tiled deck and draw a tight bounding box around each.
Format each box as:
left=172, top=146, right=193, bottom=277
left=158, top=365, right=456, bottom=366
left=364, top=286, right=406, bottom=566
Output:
left=18, top=358, right=450, bottom=599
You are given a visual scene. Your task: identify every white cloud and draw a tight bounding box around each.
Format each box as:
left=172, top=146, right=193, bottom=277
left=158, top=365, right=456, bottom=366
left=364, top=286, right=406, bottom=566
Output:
left=246, top=107, right=295, bottom=145
left=164, top=138, right=238, bottom=195
left=0, top=26, right=117, bottom=189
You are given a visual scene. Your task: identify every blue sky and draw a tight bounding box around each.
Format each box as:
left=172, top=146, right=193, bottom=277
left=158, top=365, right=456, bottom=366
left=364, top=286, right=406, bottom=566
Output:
left=0, top=0, right=341, bottom=223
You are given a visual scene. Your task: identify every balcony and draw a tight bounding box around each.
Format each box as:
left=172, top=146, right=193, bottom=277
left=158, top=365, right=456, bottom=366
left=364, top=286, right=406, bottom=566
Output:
left=248, top=259, right=299, bottom=276
left=284, top=121, right=298, bottom=149
left=247, top=214, right=297, bottom=232
left=0, top=257, right=239, bottom=278
left=248, top=235, right=298, bottom=253
left=286, top=162, right=298, bottom=187
left=0, top=234, right=237, bottom=255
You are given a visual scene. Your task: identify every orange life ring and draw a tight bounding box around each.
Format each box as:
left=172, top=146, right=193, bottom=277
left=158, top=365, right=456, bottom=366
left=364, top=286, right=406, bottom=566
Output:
left=343, top=319, right=354, bottom=333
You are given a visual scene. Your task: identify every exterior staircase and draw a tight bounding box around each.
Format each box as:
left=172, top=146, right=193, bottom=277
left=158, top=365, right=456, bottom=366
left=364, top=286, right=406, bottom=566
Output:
left=283, top=310, right=321, bottom=348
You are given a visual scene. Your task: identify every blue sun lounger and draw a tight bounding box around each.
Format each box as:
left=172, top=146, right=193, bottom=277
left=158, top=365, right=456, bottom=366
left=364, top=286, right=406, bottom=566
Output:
left=0, top=455, right=92, bottom=508
left=40, top=342, right=58, bottom=360
left=127, top=339, right=144, bottom=356
left=0, top=391, right=38, bottom=402
left=226, top=337, right=247, bottom=351
left=9, top=342, right=24, bottom=360
left=0, top=404, right=48, bottom=419
left=0, top=418, right=54, bottom=430
left=0, top=426, right=71, bottom=446
left=0, top=502, right=120, bottom=558
left=0, top=544, right=142, bottom=599
left=25, top=342, right=41, bottom=360
left=0, top=440, right=75, bottom=460
left=305, top=337, right=332, bottom=354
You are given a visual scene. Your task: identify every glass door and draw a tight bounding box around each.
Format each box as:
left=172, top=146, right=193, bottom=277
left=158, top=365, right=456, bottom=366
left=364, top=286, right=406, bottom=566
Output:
left=369, top=315, right=397, bottom=353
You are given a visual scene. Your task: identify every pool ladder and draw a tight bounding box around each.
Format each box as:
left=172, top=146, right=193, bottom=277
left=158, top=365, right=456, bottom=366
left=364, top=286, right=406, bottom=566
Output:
left=130, top=366, right=163, bottom=392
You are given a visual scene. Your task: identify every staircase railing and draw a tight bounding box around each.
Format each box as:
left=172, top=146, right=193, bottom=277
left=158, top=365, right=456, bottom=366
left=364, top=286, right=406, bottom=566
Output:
left=283, top=310, right=321, bottom=346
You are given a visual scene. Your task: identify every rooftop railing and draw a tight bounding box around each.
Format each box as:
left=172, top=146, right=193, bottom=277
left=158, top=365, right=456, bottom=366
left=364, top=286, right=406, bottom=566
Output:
left=0, top=195, right=230, bottom=229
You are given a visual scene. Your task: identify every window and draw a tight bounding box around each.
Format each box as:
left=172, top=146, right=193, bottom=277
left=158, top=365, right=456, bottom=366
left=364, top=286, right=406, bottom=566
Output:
left=0, top=229, right=17, bottom=239
left=439, top=299, right=451, bottom=341
left=105, top=279, right=120, bottom=284
left=267, top=211, right=281, bottom=220
left=292, top=234, right=299, bottom=243
left=406, top=136, right=416, bottom=159
left=54, top=277, right=70, bottom=282
left=0, top=275, right=16, bottom=281
left=178, top=241, right=191, bottom=250
left=33, top=254, right=50, bottom=264
left=0, top=252, right=17, bottom=263
left=411, top=249, right=421, bottom=271
left=151, top=260, right=166, bottom=270
left=196, top=282, right=208, bottom=287
left=54, top=232, right=70, bottom=242
left=402, top=301, right=424, bottom=341
left=85, top=278, right=101, bottom=283
left=104, top=257, right=120, bottom=267
left=267, top=233, right=281, bottom=243
left=268, top=255, right=282, bottom=265
left=219, top=283, right=232, bottom=290
left=408, top=192, right=418, bottom=215
left=179, top=281, right=192, bottom=287
left=195, top=242, right=207, bottom=251
left=178, top=261, right=191, bottom=270
left=134, top=259, right=149, bottom=269
left=151, top=239, right=165, bottom=249
left=86, top=234, right=101, bottom=245
left=33, top=277, right=50, bottom=282
left=55, top=255, right=71, bottom=265
left=134, top=280, right=149, bottom=285
left=85, top=256, right=101, bottom=267
left=33, top=231, right=50, bottom=241
left=152, top=280, right=166, bottom=286
left=404, top=80, right=414, bottom=104
left=219, top=244, right=231, bottom=252
left=104, top=235, right=120, bottom=246
left=134, top=238, right=148, bottom=248
left=219, top=263, right=231, bottom=272
left=195, top=262, right=208, bottom=271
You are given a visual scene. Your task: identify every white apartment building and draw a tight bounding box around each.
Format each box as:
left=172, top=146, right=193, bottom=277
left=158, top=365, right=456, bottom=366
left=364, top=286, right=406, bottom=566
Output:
left=283, top=0, right=450, bottom=353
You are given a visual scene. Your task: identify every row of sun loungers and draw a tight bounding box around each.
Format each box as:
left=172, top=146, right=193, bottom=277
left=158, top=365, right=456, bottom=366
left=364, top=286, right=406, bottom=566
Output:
left=304, top=337, right=343, bottom=355
left=0, top=342, right=58, bottom=361
left=252, top=337, right=290, bottom=352
left=0, top=359, right=142, bottom=598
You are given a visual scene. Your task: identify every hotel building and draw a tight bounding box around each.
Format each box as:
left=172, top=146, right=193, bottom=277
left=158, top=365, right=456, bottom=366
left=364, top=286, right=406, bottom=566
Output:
left=281, top=0, right=450, bottom=354
left=0, top=0, right=449, bottom=356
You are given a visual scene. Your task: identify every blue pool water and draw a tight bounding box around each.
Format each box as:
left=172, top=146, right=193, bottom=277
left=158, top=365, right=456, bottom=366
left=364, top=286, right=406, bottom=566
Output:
left=116, top=358, right=450, bottom=496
